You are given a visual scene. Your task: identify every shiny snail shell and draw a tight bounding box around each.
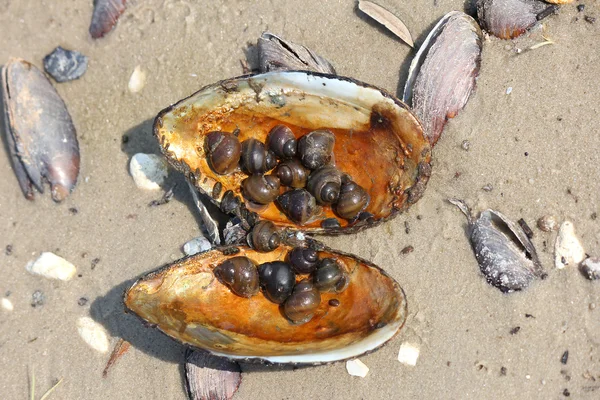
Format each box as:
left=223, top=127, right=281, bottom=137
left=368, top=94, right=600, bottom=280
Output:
left=155, top=71, right=431, bottom=234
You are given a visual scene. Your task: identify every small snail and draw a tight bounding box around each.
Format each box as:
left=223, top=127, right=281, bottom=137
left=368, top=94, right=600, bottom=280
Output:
left=312, top=258, right=348, bottom=293
left=276, top=189, right=317, bottom=225
left=297, top=129, right=335, bottom=170
left=241, top=138, right=277, bottom=174
left=283, top=280, right=321, bottom=325
left=242, top=174, right=281, bottom=204
left=266, top=125, right=297, bottom=159
left=213, top=256, right=259, bottom=298
left=306, top=165, right=342, bottom=205
left=258, top=261, right=296, bottom=304
left=335, top=180, right=370, bottom=220
left=275, top=159, right=309, bottom=188
left=220, top=190, right=241, bottom=214
left=289, top=247, right=319, bottom=274
left=248, top=220, right=280, bottom=252
left=205, top=131, right=241, bottom=175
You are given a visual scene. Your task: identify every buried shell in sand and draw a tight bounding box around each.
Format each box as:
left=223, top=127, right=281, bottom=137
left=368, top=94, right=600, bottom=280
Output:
left=449, top=199, right=545, bottom=292
left=476, top=0, right=558, bottom=40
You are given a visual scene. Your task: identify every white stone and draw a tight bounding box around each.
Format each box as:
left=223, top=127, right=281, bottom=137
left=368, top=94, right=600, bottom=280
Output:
left=25, top=252, right=77, bottom=281
left=1, top=298, right=14, bottom=311
left=397, top=342, right=420, bottom=366
left=129, top=153, right=168, bottom=190
left=77, top=317, right=110, bottom=353
left=183, top=236, right=213, bottom=256
left=128, top=65, right=146, bottom=93
left=555, top=221, right=586, bottom=269
left=346, top=359, right=369, bottom=378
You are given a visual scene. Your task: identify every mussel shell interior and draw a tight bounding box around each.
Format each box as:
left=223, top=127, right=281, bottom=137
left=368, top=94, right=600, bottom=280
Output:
left=124, top=245, right=407, bottom=364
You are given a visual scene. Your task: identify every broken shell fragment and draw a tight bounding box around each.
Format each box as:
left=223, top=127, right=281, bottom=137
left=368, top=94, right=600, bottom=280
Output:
left=77, top=317, right=110, bottom=353
left=25, top=252, right=77, bottom=281
left=554, top=221, right=586, bottom=269
left=346, top=358, right=369, bottom=377
left=2, top=58, right=80, bottom=201
left=537, top=215, right=558, bottom=232
left=581, top=257, right=600, bottom=280
left=403, top=12, right=483, bottom=146
left=397, top=342, right=420, bottom=366
left=476, top=0, right=557, bottom=40
left=449, top=199, right=545, bottom=292
left=124, top=245, right=407, bottom=364
left=358, top=0, right=414, bottom=47
left=89, top=0, right=127, bottom=39
left=185, top=349, right=241, bottom=400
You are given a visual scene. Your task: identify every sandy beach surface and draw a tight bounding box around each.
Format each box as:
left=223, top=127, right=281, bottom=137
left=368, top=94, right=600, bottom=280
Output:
left=1, top=0, right=599, bottom=398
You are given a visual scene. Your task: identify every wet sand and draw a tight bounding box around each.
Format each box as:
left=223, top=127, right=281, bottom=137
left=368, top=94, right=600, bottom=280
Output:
left=1, top=0, right=599, bottom=398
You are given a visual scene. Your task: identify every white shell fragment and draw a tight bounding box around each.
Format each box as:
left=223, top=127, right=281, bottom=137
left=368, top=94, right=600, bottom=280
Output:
left=1, top=298, right=14, bottom=311
left=358, top=0, right=414, bottom=47
left=25, top=252, right=77, bottom=281
left=581, top=257, right=600, bottom=280
left=397, top=342, right=420, bottom=366
left=537, top=215, right=558, bottom=232
left=183, top=236, right=213, bottom=256
left=346, top=359, right=369, bottom=377
left=128, top=66, right=146, bottom=93
left=77, top=317, right=110, bottom=353
left=129, top=153, right=168, bottom=190
left=555, top=221, right=586, bottom=269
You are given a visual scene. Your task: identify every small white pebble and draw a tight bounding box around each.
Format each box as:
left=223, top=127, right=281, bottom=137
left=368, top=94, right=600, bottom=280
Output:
left=346, top=359, right=369, bottom=377
left=128, top=65, right=146, bottom=93
left=183, top=236, right=213, bottom=256
left=26, top=252, right=77, bottom=281
left=1, top=298, right=14, bottom=311
left=77, top=317, right=110, bottom=353
left=526, top=374, right=531, bottom=379
left=506, top=87, right=513, bottom=95
left=129, top=153, right=168, bottom=190
left=528, top=178, right=535, bottom=184
left=397, top=342, right=420, bottom=366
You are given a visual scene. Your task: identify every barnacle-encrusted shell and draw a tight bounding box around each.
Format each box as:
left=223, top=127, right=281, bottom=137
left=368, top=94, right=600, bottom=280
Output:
left=155, top=71, right=431, bottom=234
left=124, top=245, right=407, bottom=364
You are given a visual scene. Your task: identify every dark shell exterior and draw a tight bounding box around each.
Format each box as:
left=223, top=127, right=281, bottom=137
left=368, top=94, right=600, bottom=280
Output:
left=155, top=71, right=431, bottom=234
left=476, top=0, right=557, bottom=40
left=124, top=244, right=407, bottom=364
left=89, top=0, right=127, bottom=39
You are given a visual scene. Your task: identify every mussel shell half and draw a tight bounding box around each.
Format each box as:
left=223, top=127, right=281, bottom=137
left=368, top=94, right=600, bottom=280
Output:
left=476, top=0, right=557, bottom=40
left=124, top=244, right=407, bottom=364
left=155, top=71, right=431, bottom=234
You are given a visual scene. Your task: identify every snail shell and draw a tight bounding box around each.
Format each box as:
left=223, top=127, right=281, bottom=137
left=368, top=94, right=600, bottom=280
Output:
left=205, top=131, right=241, bottom=175
left=306, top=165, right=342, bottom=205
left=241, top=138, right=277, bottom=174
left=297, top=129, right=335, bottom=170
left=213, top=256, right=259, bottom=298
left=266, top=125, right=297, bottom=159
left=276, top=189, right=317, bottom=225
left=258, top=261, right=296, bottom=304
left=242, top=174, right=281, bottom=205
left=248, top=220, right=280, bottom=252
left=335, top=181, right=370, bottom=220
left=289, top=247, right=319, bottom=274
left=312, top=258, right=348, bottom=293
left=283, top=280, right=321, bottom=325
left=275, top=159, right=309, bottom=188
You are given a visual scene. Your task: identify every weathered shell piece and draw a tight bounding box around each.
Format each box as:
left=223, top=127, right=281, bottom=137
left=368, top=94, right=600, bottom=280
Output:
left=185, top=349, right=241, bottom=400
left=403, top=11, right=482, bottom=146
left=89, top=0, right=127, bottom=39
left=155, top=71, right=431, bottom=234
left=450, top=199, right=545, bottom=292
left=125, top=245, right=407, bottom=364
left=554, top=220, right=585, bottom=269
left=476, top=0, right=557, bottom=40
left=1, top=58, right=80, bottom=201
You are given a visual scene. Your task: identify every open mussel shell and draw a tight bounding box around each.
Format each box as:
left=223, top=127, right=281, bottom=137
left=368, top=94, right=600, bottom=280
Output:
left=124, top=244, right=407, bottom=364
left=1, top=58, right=80, bottom=201
left=476, top=0, right=558, bottom=40
left=155, top=71, right=431, bottom=234
left=403, top=11, right=482, bottom=146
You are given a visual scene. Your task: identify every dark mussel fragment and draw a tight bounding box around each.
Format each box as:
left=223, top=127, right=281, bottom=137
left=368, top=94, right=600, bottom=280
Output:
left=266, top=125, right=297, bottom=159
left=43, top=47, right=88, bottom=83
left=306, top=165, right=342, bottom=205
left=297, top=129, right=335, bottom=170
left=241, top=138, right=277, bottom=174
left=248, top=220, right=280, bottom=252
left=213, top=256, right=259, bottom=298
left=283, top=280, right=322, bottom=325
left=313, top=258, right=348, bottom=293
left=89, top=0, right=127, bottom=39
left=289, top=247, right=319, bottom=274
left=258, top=261, right=296, bottom=304
left=205, top=131, right=241, bottom=175
left=242, top=174, right=280, bottom=204
left=276, top=189, right=317, bottom=225
left=476, top=0, right=558, bottom=40
left=1, top=58, right=80, bottom=201
left=403, top=11, right=482, bottom=146
left=275, top=158, right=309, bottom=188
left=449, top=199, right=545, bottom=293
left=336, top=180, right=370, bottom=220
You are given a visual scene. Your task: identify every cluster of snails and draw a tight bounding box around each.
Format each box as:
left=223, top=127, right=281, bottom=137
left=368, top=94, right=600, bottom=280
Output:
left=213, top=246, right=348, bottom=325
left=205, top=125, right=370, bottom=226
